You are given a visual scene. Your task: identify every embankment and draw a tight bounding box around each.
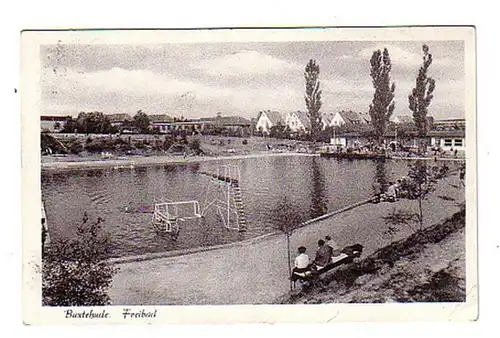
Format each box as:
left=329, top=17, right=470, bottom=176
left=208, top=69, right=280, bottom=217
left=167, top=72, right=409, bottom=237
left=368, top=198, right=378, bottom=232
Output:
left=282, top=206, right=466, bottom=304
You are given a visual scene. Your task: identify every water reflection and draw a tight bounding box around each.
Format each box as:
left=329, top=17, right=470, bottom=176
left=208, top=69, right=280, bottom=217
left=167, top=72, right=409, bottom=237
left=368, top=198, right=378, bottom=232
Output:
left=375, top=160, right=388, bottom=185
left=309, top=157, right=328, bottom=219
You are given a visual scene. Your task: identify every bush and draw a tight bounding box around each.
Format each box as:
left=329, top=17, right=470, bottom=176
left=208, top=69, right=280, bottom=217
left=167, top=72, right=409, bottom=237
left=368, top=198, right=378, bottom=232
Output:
left=42, top=214, right=118, bottom=306
left=189, top=138, right=202, bottom=154
left=64, top=138, right=84, bottom=154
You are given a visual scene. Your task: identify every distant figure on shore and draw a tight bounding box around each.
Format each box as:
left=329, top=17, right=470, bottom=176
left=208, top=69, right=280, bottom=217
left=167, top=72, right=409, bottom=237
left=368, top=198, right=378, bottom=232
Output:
left=313, top=239, right=333, bottom=271
left=372, top=179, right=382, bottom=203
left=459, top=166, right=466, bottom=186
left=384, top=182, right=397, bottom=202
left=325, top=235, right=341, bottom=256
left=293, top=246, right=310, bottom=274
left=454, top=149, right=458, bottom=158
left=394, top=179, right=402, bottom=198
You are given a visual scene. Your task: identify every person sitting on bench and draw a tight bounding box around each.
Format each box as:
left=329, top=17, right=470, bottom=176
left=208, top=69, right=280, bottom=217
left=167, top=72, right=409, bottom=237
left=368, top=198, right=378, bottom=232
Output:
left=313, top=239, right=333, bottom=271
left=292, top=246, right=311, bottom=275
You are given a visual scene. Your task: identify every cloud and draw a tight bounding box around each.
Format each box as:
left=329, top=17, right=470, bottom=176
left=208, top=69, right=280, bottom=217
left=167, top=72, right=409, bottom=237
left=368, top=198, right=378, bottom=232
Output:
left=322, top=78, right=373, bottom=94
left=41, top=66, right=305, bottom=117
left=195, top=50, right=301, bottom=76
left=356, top=44, right=455, bottom=68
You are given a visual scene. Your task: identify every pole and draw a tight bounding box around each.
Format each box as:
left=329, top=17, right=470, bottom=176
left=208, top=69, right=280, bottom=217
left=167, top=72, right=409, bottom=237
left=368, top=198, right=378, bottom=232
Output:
left=286, top=231, right=293, bottom=291
left=395, top=126, right=398, bottom=151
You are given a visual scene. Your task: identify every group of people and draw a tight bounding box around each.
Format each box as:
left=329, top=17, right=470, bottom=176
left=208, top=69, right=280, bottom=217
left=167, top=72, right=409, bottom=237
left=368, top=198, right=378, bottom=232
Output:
left=292, top=235, right=341, bottom=275
left=372, top=179, right=402, bottom=203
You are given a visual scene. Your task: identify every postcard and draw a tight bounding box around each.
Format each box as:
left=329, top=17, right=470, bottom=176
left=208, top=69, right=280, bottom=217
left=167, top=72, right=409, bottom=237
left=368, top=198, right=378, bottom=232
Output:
left=21, top=26, right=477, bottom=324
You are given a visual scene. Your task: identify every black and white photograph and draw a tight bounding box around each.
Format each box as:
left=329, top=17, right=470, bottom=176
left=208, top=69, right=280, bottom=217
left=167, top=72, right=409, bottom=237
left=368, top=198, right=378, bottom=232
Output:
left=21, top=26, right=477, bottom=323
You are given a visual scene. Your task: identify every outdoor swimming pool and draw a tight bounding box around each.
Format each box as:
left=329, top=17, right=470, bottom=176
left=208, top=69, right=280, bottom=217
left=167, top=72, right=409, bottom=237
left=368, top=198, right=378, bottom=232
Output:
left=41, top=155, right=440, bottom=258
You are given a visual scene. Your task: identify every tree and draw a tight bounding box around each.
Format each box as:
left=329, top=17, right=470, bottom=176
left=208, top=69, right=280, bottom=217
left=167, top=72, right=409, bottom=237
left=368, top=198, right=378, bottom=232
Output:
left=62, top=117, right=80, bottom=134
left=408, top=44, right=436, bottom=139
left=304, top=59, right=322, bottom=142
left=383, top=160, right=437, bottom=236
left=189, top=137, right=203, bottom=155
left=272, top=199, right=306, bottom=291
left=42, top=214, right=118, bottom=306
left=269, top=121, right=286, bottom=139
left=133, top=110, right=151, bottom=134
left=369, top=48, right=396, bottom=144
left=75, top=112, right=114, bottom=134
left=407, top=160, right=437, bottom=229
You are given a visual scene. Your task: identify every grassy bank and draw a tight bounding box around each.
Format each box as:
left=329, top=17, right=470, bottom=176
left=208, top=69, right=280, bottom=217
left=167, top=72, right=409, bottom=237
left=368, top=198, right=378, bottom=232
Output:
left=42, top=133, right=315, bottom=158
left=281, top=205, right=466, bottom=304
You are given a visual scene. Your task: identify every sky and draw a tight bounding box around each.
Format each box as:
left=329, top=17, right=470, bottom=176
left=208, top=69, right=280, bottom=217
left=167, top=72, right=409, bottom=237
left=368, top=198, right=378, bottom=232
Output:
left=40, top=40, right=465, bottom=120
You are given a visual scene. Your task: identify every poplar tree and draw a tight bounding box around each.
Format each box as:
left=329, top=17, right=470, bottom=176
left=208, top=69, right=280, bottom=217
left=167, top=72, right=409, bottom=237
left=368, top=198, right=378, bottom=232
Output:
left=369, top=48, right=396, bottom=144
left=304, top=59, right=322, bottom=142
left=408, top=44, right=436, bottom=137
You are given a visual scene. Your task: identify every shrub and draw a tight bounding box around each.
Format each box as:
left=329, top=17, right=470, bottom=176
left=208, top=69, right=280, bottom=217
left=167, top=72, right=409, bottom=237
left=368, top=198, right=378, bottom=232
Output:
left=42, top=214, right=118, bottom=306
left=64, top=138, right=84, bottom=154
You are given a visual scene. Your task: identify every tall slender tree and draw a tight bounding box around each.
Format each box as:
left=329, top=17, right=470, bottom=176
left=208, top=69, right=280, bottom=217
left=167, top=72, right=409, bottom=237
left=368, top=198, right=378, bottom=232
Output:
left=304, top=59, right=322, bottom=142
left=408, top=44, right=436, bottom=138
left=369, top=48, right=396, bottom=144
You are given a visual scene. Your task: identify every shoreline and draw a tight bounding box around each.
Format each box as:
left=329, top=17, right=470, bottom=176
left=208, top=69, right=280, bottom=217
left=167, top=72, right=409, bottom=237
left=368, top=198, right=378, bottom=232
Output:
left=41, top=151, right=318, bottom=170
left=41, top=151, right=465, bottom=171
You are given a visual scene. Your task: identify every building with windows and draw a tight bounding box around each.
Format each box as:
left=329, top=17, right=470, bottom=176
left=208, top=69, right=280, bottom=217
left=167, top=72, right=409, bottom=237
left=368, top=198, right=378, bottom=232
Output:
left=432, top=118, right=465, bottom=131
left=40, top=115, right=71, bottom=132
left=428, top=129, right=466, bottom=151
left=328, top=111, right=367, bottom=127
left=254, top=111, right=284, bottom=135
left=285, top=111, right=310, bottom=133
left=106, top=113, right=132, bottom=127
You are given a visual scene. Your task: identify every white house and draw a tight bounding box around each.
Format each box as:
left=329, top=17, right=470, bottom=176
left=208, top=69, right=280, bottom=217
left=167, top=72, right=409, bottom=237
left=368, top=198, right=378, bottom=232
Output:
left=321, top=113, right=335, bottom=130
left=285, top=111, right=310, bottom=133
left=428, top=130, right=466, bottom=152
left=390, top=114, right=413, bottom=124
left=255, top=110, right=283, bottom=135
left=328, top=111, right=364, bottom=127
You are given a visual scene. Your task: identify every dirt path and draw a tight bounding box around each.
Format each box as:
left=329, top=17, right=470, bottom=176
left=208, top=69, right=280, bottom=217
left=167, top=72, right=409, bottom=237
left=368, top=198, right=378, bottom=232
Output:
left=108, top=175, right=464, bottom=305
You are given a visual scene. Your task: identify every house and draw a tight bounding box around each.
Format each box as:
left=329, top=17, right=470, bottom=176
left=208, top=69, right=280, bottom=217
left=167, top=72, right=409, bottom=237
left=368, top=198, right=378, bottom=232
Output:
left=285, top=111, right=310, bottom=133
left=432, top=118, right=465, bottom=131
left=428, top=129, right=466, bottom=151
left=106, top=113, right=132, bottom=127
left=40, top=115, right=71, bottom=132
left=255, top=111, right=284, bottom=134
left=358, top=112, right=371, bottom=124
left=149, top=114, right=175, bottom=133
left=390, top=115, right=413, bottom=124
left=202, top=115, right=252, bottom=135
left=321, top=113, right=335, bottom=130
left=328, top=111, right=363, bottom=127
left=391, top=115, right=435, bottom=129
